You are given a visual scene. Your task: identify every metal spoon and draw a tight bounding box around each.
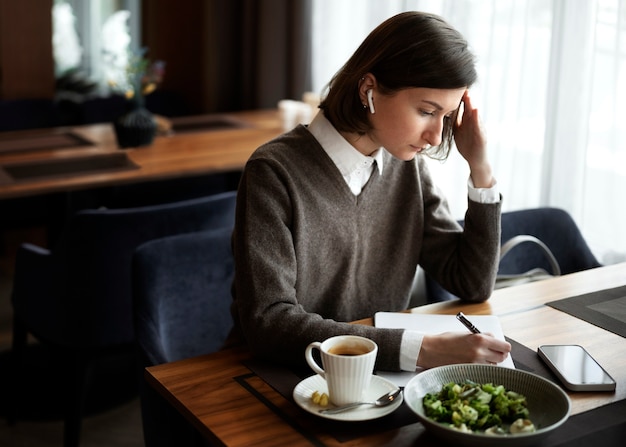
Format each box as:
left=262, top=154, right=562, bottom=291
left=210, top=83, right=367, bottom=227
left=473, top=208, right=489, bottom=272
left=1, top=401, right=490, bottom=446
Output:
left=318, top=388, right=402, bottom=414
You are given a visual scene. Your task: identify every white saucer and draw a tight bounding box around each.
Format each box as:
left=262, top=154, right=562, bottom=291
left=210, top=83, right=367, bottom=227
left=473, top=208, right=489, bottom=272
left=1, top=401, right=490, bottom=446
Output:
left=292, top=374, right=403, bottom=421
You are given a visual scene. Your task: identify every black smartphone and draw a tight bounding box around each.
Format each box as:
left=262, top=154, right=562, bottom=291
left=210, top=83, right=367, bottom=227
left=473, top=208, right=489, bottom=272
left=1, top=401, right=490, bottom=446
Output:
left=537, top=344, right=616, bottom=391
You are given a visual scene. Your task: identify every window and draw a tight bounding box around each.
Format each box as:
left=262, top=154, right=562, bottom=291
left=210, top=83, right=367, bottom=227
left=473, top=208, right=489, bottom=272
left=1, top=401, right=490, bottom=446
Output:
left=52, top=0, right=141, bottom=93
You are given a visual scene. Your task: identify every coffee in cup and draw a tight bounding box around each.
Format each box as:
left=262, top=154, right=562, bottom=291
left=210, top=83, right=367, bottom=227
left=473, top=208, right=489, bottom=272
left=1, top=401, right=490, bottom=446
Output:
left=305, top=335, right=378, bottom=406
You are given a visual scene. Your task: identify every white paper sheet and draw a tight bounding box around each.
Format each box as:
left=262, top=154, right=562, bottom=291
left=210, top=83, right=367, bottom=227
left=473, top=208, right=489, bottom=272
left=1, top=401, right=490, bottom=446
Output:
left=374, top=312, right=515, bottom=387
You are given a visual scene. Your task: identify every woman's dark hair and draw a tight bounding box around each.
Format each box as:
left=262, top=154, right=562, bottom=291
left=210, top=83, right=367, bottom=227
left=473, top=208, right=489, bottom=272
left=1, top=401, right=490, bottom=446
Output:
left=319, top=11, right=477, bottom=158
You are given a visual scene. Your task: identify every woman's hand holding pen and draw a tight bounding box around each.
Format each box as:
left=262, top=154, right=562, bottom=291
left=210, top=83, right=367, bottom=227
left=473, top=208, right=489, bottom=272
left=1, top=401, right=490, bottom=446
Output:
left=417, top=332, right=512, bottom=369
left=453, top=90, right=494, bottom=189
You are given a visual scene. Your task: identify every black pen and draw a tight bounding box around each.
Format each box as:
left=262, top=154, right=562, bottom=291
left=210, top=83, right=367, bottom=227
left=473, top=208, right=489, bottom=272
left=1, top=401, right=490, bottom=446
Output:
left=456, top=312, right=482, bottom=334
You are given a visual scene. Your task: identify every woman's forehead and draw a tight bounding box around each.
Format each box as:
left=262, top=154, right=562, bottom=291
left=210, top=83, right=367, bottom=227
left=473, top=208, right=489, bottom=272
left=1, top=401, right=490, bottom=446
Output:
left=402, top=87, right=465, bottom=112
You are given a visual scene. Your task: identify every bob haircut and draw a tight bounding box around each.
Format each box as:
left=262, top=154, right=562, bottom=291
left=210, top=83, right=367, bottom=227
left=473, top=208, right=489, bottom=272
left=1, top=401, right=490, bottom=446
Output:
left=319, top=11, right=477, bottom=159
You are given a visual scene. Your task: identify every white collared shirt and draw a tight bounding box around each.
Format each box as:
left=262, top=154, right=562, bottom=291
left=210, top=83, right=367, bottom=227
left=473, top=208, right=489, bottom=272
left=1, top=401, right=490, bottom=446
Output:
left=308, top=111, right=385, bottom=195
left=307, top=111, right=499, bottom=371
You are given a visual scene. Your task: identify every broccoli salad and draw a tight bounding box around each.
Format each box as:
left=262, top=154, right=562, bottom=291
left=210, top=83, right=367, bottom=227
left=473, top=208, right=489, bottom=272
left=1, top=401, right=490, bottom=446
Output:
left=422, top=380, right=536, bottom=435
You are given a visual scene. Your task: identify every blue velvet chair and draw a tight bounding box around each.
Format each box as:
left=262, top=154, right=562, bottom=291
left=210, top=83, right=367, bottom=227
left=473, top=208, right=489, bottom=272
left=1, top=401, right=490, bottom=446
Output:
left=132, top=228, right=235, bottom=447
left=9, top=190, right=237, bottom=447
left=425, top=207, right=601, bottom=303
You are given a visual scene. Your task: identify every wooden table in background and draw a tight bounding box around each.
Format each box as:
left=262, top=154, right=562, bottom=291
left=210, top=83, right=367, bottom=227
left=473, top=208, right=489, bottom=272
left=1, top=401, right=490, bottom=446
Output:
left=146, top=263, right=626, bottom=446
left=0, top=109, right=283, bottom=200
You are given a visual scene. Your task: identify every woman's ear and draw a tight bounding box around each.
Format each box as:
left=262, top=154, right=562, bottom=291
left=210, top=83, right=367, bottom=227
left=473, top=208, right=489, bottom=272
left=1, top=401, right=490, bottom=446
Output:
left=360, top=73, right=377, bottom=114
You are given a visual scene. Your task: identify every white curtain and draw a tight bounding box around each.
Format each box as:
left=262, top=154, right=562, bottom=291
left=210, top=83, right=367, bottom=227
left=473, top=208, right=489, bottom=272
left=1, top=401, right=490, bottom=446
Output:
left=311, top=0, right=626, bottom=264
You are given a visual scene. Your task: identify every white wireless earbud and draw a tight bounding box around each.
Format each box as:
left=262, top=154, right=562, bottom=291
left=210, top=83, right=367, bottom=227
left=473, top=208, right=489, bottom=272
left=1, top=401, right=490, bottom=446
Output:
left=367, top=89, right=375, bottom=114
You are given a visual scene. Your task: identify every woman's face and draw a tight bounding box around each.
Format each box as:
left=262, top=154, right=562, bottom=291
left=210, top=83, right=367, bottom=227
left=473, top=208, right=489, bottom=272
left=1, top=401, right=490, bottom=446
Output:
left=362, top=87, right=466, bottom=160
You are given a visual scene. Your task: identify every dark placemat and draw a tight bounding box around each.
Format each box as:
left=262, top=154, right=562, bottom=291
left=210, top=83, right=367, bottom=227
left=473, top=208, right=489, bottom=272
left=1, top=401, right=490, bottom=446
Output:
left=243, top=358, right=419, bottom=443
left=243, top=338, right=555, bottom=444
left=507, top=336, right=559, bottom=381
left=1, top=152, right=139, bottom=184
left=541, top=399, right=626, bottom=447
left=0, top=131, right=94, bottom=154
left=170, top=114, right=250, bottom=133
left=547, top=285, right=626, bottom=338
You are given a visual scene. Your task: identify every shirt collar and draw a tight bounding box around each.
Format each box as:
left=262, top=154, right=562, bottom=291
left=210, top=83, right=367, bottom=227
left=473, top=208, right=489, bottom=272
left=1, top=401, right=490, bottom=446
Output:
left=308, top=111, right=385, bottom=176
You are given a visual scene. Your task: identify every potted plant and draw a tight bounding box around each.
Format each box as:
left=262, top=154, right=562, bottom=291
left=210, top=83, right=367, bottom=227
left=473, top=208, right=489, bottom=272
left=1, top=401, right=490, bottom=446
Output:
left=110, top=48, right=165, bottom=148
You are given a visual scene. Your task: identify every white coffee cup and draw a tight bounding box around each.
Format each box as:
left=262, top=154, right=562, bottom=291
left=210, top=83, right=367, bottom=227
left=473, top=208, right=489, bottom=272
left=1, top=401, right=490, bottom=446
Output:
left=305, top=335, right=378, bottom=406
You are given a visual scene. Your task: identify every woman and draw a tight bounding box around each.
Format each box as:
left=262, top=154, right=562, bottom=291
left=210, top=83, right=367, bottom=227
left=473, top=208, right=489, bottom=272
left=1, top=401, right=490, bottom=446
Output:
left=232, top=11, right=511, bottom=372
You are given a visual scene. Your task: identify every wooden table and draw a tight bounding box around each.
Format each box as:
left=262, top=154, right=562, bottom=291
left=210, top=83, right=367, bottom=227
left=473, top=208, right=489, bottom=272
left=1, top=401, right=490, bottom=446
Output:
left=146, top=263, right=626, bottom=446
left=0, top=109, right=283, bottom=200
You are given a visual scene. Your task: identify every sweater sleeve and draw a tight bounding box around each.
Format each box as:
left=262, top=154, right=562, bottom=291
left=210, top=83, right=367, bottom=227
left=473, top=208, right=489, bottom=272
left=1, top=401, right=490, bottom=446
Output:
left=231, top=152, right=405, bottom=372
left=417, top=157, right=502, bottom=301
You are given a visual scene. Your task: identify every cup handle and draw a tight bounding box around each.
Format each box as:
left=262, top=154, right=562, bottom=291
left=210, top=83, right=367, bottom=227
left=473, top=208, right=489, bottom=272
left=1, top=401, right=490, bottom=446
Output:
left=305, top=342, right=325, bottom=378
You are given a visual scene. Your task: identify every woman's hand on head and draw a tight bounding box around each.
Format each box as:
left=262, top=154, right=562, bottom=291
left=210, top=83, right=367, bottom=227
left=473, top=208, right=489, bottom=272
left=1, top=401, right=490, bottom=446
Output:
left=417, top=332, right=511, bottom=369
left=454, top=90, right=494, bottom=188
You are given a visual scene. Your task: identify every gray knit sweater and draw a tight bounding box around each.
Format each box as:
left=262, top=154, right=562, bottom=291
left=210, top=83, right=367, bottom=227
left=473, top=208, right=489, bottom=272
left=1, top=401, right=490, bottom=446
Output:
left=232, top=125, right=501, bottom=371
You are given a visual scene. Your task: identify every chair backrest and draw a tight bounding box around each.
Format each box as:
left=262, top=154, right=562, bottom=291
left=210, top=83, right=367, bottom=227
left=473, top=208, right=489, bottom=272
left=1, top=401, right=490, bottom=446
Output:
left=132, top=228, right=234, bottom=366
left=425, top=207, right=601, bottom=303
left=499, top=207, right=600, bottom=275
left=50, top=190, right=237, bottom=347
left=132, top=228, right=234, bottom=447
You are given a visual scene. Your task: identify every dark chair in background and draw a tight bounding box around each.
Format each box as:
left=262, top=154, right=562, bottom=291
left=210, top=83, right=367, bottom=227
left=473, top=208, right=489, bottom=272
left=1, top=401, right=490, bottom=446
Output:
left=0, top=99, right=57, bottom=131
left=426, top=207, right=602, bottom=303
left=9, top=191, right=237, bottom=447
left=132, top=228, right=235, bottom=447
